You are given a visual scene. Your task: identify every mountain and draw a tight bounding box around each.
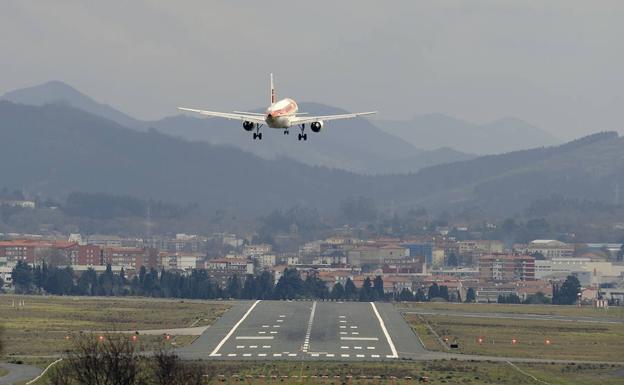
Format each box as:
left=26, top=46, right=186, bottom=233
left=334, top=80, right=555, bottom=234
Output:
left=1, top=81, right=473, bottom=174
left=145, top=103, right=475, bottom=174
left=387, top=131, right=624, bottom=215
left=0, top=100, right=622, bottom=217
left=378, top=114, right=560, bottom=154
left=0, top=101, right=370, bottom=213
left=1, top=80, right=141, bottom=128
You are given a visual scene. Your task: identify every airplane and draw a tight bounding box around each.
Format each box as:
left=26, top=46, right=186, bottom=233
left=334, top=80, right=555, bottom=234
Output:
left=178, top=74, right=377, bottom=141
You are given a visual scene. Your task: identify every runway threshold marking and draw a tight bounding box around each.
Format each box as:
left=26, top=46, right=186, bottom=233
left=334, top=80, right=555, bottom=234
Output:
left=209, top=300, right=261, bottom=357
left=302, top=301, right=317, bottom=352
left=340, top=337, right=379, bottom=341
left=235, top=336, right=274, bottom=340
left=370, top=302, right=398, bottom=358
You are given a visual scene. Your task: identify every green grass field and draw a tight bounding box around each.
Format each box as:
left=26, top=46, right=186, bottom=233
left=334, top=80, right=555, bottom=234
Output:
left=0, top=295, right=229, bottom=356
left=397, top=302, right=624, bottom=319
left=406, top=314, right=624, bottom=361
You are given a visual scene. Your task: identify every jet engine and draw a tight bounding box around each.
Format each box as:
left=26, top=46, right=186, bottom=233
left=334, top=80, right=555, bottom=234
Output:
left=243, top=121, right=255, bottom=131
left=310, top=121, right=324, bottom=133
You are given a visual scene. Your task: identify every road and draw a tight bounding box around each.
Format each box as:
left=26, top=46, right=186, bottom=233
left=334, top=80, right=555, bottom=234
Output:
left=0, top=363, right=42, bottom=385
left=397, top=308, right=624, bottom=324
left=179, top=300, right=425, bottom=361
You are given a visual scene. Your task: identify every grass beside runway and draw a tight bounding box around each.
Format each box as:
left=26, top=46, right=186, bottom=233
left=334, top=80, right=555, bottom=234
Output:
left=26, top=359, right=624, bottom=385
left=150, top=360, right=624, bottom=385
left=0, top=294, right=229, bottom=356
left=406, top=314, right=624, bottom=362
left=396, top=302, right=624, bottom=320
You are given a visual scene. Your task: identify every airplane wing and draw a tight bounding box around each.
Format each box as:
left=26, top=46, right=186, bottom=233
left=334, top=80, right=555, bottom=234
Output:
left=290, top=111, right=377, bottom=125
left=178, top=107, right=266, bottom=124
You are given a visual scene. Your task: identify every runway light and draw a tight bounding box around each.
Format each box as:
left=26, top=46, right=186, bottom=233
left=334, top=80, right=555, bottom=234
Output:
left=131, top=335, right=138, bottom=342
left=477, top=337, right=484, bottom=344
left=165, top=334, right=171, bottom=340
left=98, top=335, right=105, bottom=342
left=511, top=338, right=518, bottom=345
left=443, top=336, right=449, bottom=343
left=545, top=338, right=552, bottom=345
left=65, top=335, right=70, bottom=340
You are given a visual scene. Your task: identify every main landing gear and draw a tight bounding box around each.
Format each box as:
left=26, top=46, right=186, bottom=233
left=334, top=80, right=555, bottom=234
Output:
left=298, top=124, right=307, bottom=141
left=252, top=124, right=263, bottom=140
left=283, top=130, right=289, bottom=135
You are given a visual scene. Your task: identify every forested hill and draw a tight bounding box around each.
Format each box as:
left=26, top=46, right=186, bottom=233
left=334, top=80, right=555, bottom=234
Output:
left=1, top=100, right=623, bottom=217
left=0, top=101, right=371, bottom=213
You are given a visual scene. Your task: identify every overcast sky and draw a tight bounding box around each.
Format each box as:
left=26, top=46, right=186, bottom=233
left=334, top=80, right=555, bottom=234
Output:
left=1, top=1, right=622, bottom=139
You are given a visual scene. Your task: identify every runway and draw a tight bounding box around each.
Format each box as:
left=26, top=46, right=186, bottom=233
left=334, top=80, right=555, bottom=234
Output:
left=180, top=300, right=425, bottom=361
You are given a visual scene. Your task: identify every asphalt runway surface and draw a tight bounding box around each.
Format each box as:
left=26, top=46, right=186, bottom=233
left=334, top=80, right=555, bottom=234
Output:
left=0, top=363, right=42, bottom=385
left=180, top=300, right=425, bottom=361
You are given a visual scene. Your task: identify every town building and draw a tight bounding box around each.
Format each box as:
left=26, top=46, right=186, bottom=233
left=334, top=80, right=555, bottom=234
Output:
left=527, top=240, right=574, bottom=258
left=478, top=253, right=535, bottom=282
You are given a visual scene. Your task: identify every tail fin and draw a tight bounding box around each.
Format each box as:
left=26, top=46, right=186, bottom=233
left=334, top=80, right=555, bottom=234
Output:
left=270, top=73, right=276, bottom=104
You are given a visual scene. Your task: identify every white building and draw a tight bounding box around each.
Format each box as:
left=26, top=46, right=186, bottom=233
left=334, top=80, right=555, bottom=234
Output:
left=0, top=266, right=12, bottom=288
left=243, top=244, right=272, bottom=256
left=528, top=240, right=574, bottom=258
left=535, top=258, right=624, bottom=286
left=161, top=254, right=199, bottom=271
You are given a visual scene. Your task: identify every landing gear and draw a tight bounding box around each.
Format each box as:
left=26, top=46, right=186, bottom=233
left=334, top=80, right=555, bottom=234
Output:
left=283, top=130, right=289, bottom=135
left=298, top=124, right=307, bottom=141
left=252, top=124, right=262, bottom=140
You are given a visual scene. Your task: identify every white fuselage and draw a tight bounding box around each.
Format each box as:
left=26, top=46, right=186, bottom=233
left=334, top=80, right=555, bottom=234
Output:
left=265, top=98, right=298, bottom=128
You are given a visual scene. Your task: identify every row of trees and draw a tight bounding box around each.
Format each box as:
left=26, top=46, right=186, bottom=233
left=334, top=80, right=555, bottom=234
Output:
left=10, top=261, right=584, bottom=305
left=11, top=262, right=458, bottom=303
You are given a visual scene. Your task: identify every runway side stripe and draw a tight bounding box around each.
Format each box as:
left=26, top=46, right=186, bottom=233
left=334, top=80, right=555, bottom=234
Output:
left=370, top=302, right=398, bottom=358
left=210, top=300, right=261, bottom=357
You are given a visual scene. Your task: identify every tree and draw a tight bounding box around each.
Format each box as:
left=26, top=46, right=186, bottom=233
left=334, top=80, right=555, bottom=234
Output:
left=524, top=291, right=550, bottom=304
left=331, top=282, right=345, bottom=300
left=373, top=276, right=385, bottom=301
left=465, top=288, right=476, bottom=303
left=241, top=274, right=256, bottom=299
left=427, top=283, right=440, bottom=300
left=273, top=268, right=304, bottom=300
left=553, top=275, right=581, bottom=305
left=414, top=288, right=427, bottom=302
left=12, top=260, right=33, bottom=294
left=63, top=334, right=140, bottom=385
left=344, top=278, right=357, bottom=301
left=226, top=274, right=241, bottom=299
left=358, top=277, right=372, bottom=302
left=397, top=288, right=414, bottom=302
left=438, top=285, right=449, bottom=301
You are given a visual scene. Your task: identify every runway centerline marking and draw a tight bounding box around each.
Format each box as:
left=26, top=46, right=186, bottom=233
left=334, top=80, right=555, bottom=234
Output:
left=371, top=302, right=398, bottom=358
left=209, top=300, right=261, bottom=357
left=302, top=301, right=317, bottom=352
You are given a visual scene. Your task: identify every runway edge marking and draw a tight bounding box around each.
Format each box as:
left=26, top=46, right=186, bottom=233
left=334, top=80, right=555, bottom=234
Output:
left=370, top=302, right=398, bottom=358
left=209, top=300, right=261, bottom=357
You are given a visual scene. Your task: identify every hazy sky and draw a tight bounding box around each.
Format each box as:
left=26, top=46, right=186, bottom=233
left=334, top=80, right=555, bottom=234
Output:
left=1, top=1, right=622, bottom=139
